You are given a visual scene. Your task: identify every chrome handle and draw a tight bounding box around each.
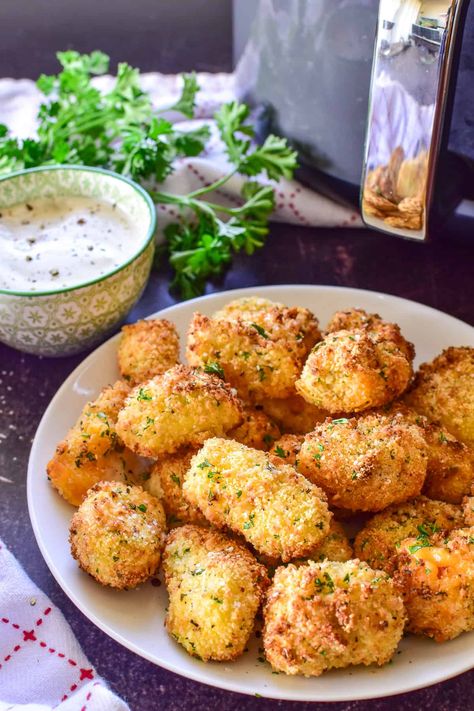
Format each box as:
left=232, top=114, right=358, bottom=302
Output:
left=361, top=0, right=468, bottom=240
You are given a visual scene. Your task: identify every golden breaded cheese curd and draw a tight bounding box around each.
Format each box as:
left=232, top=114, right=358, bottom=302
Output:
left=255, top=519, right=353, bottom=573
left=354, top=496, right=464, bottom=573
left=183, top=438, right=331, bottom=562
left=421, top=423, right=474, bottom=504
left=379, top=402, right=474, bottom=505
left=303, top=520, right=353, bottom=564
left=115, top=365, right=243, bottom=458
left=145, top=447, right=208, bottom=528
left=118, top=318, right=180, bottom=385
left=296, top=329, right=413, bottom=413
left=263, top=560, right=405, bottom=676
left=47, top=381, right=150, bottom=506
left=394, top=527, right=474, bottom=641
left=405, top=347, right=474, bottom=446
left=69, top=481, right=166, bottom=589
left=163, top=525, right=269, bottom=661
left=298, top=412, right=428, bottom=512
left=269, top=434, right=304, bottom=468
left=213, top=297, right=321, bottom=354
left=463, top=488, right=474, bottom=525
left=228, top=405, right=281, bottom=450
left=260, top=394, right=328, bottom=434
left=326, top=308, right=415, bottom=361
left=186, top=299, right=321, bottom=403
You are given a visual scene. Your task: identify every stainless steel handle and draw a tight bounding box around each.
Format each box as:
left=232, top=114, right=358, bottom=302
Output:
left=361, top=0, right=468, bottom=240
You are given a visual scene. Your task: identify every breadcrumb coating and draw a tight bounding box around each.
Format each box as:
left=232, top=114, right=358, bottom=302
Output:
left=296, top=329, right=413, bottom=413
left=47, top=381, right=150, bottom=506
left=298, top=412, right=428, bottom=512
left=269, top=434, right=304, bottom=468
left=115, top=365, right=243, bottom=458
left=354, top=496, right=464, bottom=573
left=163, top=525, right=269, bottom=661
left=326, top=308, right=415, bottom=361
left=463, top=494, right=474, bottom=525
left=117, top=318, right=180, bottom=385
left=213, top=297, right=321, bottom=355
left=186, top=298, right=321, bottom=402
left=69, top=480, right=166, bottom=589
left=304, top=520, right=353, bottom=564
left=380, top=402, right=474, bottom=505
left=260, top=394, right=328, bottom=434
left=263, top=560, right=405, bottom=676
left=228, top=405, right=281, bottom=450
left=145, top=447, right=208, bottom=528
left=183, top=438, right=332, bottom=562
left=405, top=347, right=474, bottom=446
left=394, top=526, right=474, bottom=641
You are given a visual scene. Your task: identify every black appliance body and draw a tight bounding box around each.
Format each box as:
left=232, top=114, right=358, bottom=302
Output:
left=234, top=0, right=474, bottom=241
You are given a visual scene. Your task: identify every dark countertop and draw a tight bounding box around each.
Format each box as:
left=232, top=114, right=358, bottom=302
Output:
left=1, top=224, right=473, bottom=710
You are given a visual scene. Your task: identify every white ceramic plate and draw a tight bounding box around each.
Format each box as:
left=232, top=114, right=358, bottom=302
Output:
left=28, top=285, right=474, bottom=701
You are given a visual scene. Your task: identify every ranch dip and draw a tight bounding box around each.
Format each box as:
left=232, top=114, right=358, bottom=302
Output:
left=0, top=196, right=139, bottom=292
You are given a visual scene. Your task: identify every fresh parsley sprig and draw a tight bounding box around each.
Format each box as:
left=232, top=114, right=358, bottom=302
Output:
left=0, top=51, right=297, bottom=297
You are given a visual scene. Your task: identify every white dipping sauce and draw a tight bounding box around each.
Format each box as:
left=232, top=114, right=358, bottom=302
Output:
left=0, top=196, right=139, bottom=292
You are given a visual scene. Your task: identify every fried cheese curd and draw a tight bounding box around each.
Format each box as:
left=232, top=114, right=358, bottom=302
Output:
left=405, top=347, right=474, bottom=447
left=117, top=318, right=180, bottom=385
left=163, top=525, right=269, bottom=661
left=354, top=496, right=464, bottom=574
left=298, top=412, right=428, bottom=512
left=394, top=527, right=474, bottom=642
left=69, top=481, right=166, bottom=589
left=228, top=405, right=281, bottom=450
left=263, top=560, right=405, bottom=676
left=256, top=519, right=353, bottom=574
left=47, top=381, right=150, bottom=506
left=302, top=520, right=353, bottom=564
left=463, top=487, right=474, bottom=525
left=296, top=329, right=413, bottom=414
left=326, top=308, right=415, bottom=361
left=183, top=438, right=332, bottom=562
left=269, top=434, right=304, bottom=468
left=145, top=446, right=208, bottom=528
left=260, top=394, right=328, bottom=434
left=384, top=402, right=474, bottom=504
left=115, top=365, right=243, bottom=458
left=186, top=298, right=321, bottom=402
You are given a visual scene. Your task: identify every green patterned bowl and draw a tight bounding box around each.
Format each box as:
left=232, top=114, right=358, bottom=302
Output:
left=0, top=165, right=156, bottom=357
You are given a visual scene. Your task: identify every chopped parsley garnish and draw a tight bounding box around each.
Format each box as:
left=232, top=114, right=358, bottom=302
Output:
left=243, top=513, right=255, bottom=530
left=314, top=572, right=335, bottom=594
left=331, top=418, right=349, bottom=425
left=274, top=446, right=287, bottom=458
left=170, top=473, right=180, bottom=485
left=137, top=503, right=147, bottom=513
left=438, top=431, right=448, bottom=444
left=204, top=361, right=225, bottom=379
left=137, top=387, right=152, bottom=401
left=251, top=323, right=269, bottom=339
left=198, top=459, right=211, bottom=469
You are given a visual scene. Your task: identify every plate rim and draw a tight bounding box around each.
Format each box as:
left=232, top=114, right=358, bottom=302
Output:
left=27, top=284, right=474, bottom=701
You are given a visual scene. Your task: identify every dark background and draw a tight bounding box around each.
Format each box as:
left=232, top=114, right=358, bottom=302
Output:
left=0, top=0, right=233, bottom=77
left=1, top=1, right=474, bottom=710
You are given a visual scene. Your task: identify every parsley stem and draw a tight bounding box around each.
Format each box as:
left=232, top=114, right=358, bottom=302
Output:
left=186, top=168, right=238, bottom=199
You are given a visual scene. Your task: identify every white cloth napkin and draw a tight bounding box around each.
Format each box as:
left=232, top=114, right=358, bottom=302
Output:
left=0, top=72, right=362, bottom=232
left=0, top=539, right=129, bottom=711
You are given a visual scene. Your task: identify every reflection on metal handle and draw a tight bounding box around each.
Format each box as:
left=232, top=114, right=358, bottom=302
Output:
left=361, top=0, right=467, bottom=240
